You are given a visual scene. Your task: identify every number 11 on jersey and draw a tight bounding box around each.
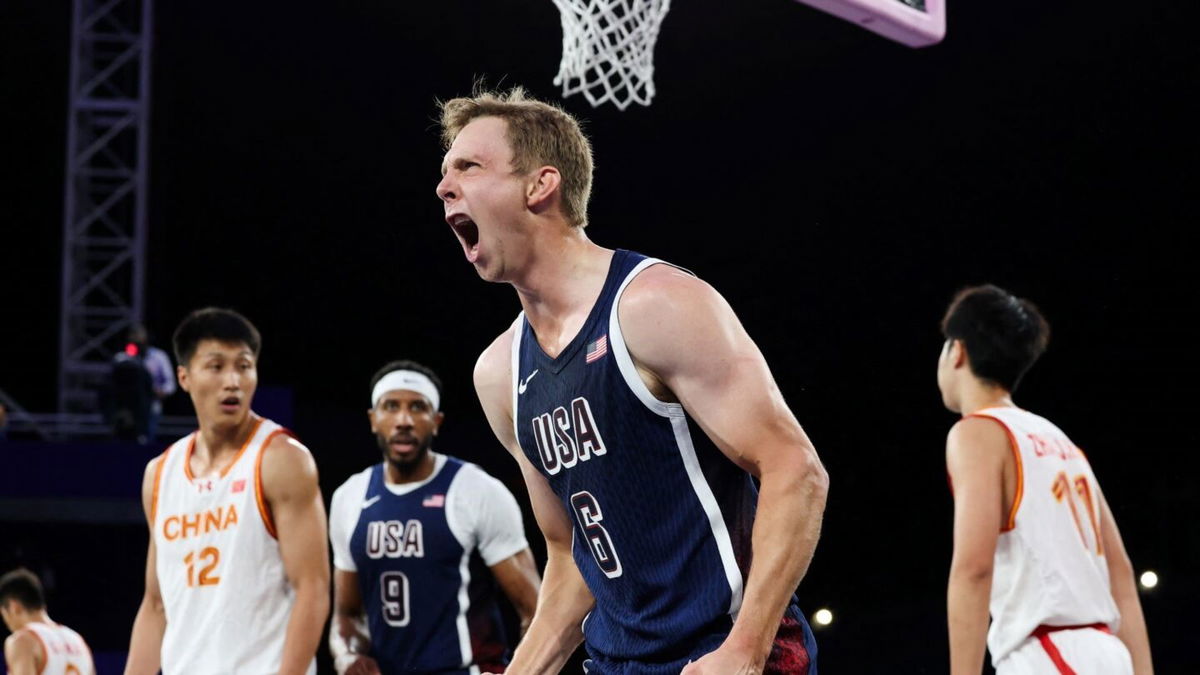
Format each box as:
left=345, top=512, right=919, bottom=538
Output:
left=1051, top=472, right=1103, bottom=555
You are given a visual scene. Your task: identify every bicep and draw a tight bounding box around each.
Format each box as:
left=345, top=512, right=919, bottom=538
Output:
left=333, top=569, right=365, bottom=616
left=621, top=271, right=814, bottom=476
left=140, top=457, right=163, bottom=602
left=474, top=336, right=573, bottom=547
left=265, top=441, right=330, bottom=584
left=946, top=420, right=1008, bottom=570
left=1097, top=492, right=1134, bottom=573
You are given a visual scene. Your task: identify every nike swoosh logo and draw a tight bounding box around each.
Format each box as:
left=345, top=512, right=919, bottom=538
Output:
left=518, top=369, right=539, bottom=394
left=361, top=495, right=381, bottom=509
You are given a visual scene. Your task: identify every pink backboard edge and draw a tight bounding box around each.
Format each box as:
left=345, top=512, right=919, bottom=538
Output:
left=795, top=0, right=946, bottom=47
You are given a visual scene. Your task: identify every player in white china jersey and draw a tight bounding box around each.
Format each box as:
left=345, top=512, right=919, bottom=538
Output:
left=937, top=285, right=1153, bottom=674
left=2, top=568, right=95, bottom=675
left=125, top=308, right=330, bottom=675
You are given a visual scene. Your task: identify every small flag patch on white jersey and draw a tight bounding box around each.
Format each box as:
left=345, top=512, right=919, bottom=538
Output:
left=232, top=479, right=246, bottom=493
left=422, top=494, right=445, bottom=508
left=586, top=335, right=608, bottom=363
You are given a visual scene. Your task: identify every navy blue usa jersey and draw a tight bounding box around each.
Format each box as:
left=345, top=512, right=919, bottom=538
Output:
left=349, top=459, right=510, bottom=674
left=512, top=249, right=817, bottom=673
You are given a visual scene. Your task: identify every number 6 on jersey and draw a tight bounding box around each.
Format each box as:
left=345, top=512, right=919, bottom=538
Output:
left=571, top=491, right=622, bottom=579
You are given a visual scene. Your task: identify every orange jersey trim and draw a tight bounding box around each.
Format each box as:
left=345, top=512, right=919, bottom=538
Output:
left=965, top=413, right=1024, bottom=532
left=149, top=448, right=169, bottom=524
left=254, top=428, right=291, bottom=539
left=183, top=417, right=265, bottom=482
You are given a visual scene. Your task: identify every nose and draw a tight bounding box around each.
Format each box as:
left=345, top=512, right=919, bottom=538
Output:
left=394, top=407, right=414, bottom=429
left=436, top=173, right=457, bottom=204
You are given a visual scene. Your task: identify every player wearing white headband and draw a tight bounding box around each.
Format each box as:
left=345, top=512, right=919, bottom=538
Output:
left=328, top=360, right=541, bottom=675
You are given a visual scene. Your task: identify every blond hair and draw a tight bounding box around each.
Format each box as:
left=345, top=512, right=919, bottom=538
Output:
left=440, top=87, right=594, bottom=227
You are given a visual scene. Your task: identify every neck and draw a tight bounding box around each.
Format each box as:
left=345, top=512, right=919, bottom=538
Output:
left=385, top=451, right=437, bottom=485
left=511, top=228, right=612, bottom=324
left=11, top=609, right=51, bottom=631
left=958, top=381, right=1015, bottom=416
left=196, top=413, right=259, bottom=459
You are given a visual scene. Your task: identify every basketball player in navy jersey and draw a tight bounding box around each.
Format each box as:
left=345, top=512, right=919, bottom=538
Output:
left=435, top=88, right=828, bottom=674
left=328, top=360, right=541, bottom=674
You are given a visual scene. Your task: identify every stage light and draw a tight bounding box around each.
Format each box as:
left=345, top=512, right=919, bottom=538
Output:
left=814, top=608, right=833, bottom=626
left=1139, top=570, right=1158, bottom=590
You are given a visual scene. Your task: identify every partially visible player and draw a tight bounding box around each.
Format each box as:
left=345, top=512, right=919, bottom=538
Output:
left=125, top=308, right=330, bottom=675
left=937, top=285, right=1153, bottom=674
left=1, top=568, right=95, bottom=675
left=328, top=360, right=540, bottom=675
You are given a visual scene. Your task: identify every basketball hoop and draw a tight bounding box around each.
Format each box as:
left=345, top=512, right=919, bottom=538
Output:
left=551, top=0, right=671, bottom=110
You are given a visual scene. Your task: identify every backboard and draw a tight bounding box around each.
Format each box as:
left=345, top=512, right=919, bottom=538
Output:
left=795, top=0, right=945, bottom=47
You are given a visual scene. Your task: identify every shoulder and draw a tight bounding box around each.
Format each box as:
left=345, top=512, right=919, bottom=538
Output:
left=946, top=416, right=1013, bottom=469
left=141, top=445, right=172, bottom=497
left=620, top=264, right=734, bottom=337
left=260, top=433, right=319, bottom=498
left=4, top=628, right=42, bottom=660
left=474, top=320, right=520, bottom=411
left=330, top=466, right=373, bottom=506
left=451, top=460, right=511, bottom=497
left=475, top=322, right=518, bottom=383
left=620, top=262, right=719, bottom=313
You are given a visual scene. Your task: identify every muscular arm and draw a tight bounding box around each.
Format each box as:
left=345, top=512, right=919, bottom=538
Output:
left=475, top=333, right=593, bottom=673
left=329, top=569, right=380, bottom=675
left=125, top=456, right=167, bottom=675
left=262, top=436, right=331, bottom=675
left=1098, top=493, right=1154, bottom=674
left=619, top=267, right=829, bottom=673
left=4, top=631, right=44, bottom=675
left=490, top=548, right=541, bottom=636
left=944, top=417, right=1008, bottom=675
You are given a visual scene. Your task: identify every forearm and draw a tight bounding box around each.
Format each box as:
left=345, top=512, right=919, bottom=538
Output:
left=947, top=568, right=992, bottom=675
left=1112, top=571, right=1154, bottom=674
left=727, top=458, right=828, bottom=659
left=279, top=581, right=330, bottom=675
left=509, top=549, right=592, bottom=673
left=124, top=598, right=165, bottom=675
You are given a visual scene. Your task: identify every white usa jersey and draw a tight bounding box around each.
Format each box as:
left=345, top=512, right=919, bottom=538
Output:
left=967, top=407, right=1120, bottom=664
left=152, top=416, right=315, bottom=675
left=21, top=621, right=94, bottom=675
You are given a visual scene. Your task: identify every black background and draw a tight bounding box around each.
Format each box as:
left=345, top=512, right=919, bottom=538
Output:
left=1, top=0, right=1196, bottom=671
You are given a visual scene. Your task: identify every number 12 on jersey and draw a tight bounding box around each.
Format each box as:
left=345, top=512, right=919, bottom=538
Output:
left=571, top=491, right=623, bottom=579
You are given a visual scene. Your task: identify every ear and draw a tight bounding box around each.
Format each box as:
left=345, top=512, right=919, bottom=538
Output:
left=525, top=166, right=562, bottom=212
left=432, top=411, right=446, bottom=436
left=176, top=364, right=190, bottom=392
left=367, top=408, right=379, bottom=434
left=950, top=339, right=968, bottom=369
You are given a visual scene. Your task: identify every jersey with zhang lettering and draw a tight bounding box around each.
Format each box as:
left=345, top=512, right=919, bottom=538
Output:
left=18, top=620, right=94, bottom=675
left=511, top=249, right=817, bottom=674
left=330, top=454, right=528, bottom=675
left=152, top=416, right=315, bottom=675
left=964, top=406, right=1121, bottom=666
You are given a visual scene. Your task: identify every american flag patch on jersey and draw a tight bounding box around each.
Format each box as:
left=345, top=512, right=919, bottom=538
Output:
left=231, top=479, right=246, bottom=494
left=585, top=335, right=608, bottom=363
left=422, top=494, right=445, bottom=508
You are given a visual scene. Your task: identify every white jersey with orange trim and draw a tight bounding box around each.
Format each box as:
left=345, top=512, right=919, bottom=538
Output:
left=966, top=406, right=1121, bottom=666
left=19, top=620, right=94, bottom=675
left=152, top=416, right=315, bottom=675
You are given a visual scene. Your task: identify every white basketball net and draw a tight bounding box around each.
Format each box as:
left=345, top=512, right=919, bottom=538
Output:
left=551, top=0, right=671, bottom=110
